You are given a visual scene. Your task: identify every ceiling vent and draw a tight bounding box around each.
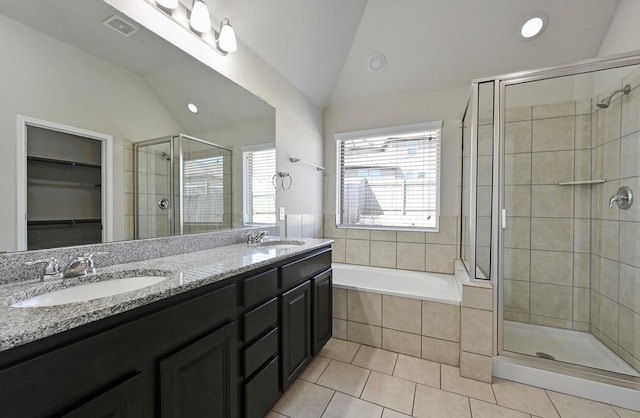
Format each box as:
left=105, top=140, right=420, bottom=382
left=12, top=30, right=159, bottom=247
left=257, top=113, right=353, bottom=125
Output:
left=102, top=15, right=139, bottom=37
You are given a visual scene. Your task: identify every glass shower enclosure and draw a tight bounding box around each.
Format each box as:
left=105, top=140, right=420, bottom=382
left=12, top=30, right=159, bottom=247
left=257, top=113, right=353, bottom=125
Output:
left=462, top=52, right=640, bottom=389
left=134, top=134, right=231, bottom=239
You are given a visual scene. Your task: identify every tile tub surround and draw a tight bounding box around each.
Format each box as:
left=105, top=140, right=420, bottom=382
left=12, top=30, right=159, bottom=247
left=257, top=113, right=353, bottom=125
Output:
left=460, top=281, right=494, bottom=383
left=0, top=226, right=278, bottom=285
left=0, top=236, right=332, bottom=351
left=324, top=214, right=458, bottom=274
left=332, top=287, right=462, bottom=366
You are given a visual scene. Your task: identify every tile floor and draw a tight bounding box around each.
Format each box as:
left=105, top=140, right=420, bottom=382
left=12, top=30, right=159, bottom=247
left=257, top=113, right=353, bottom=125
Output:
left=270, top=338, right=640, bottom=418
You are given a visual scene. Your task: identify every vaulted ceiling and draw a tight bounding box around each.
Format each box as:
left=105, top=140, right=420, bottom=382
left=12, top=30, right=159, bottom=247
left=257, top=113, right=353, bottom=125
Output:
left=204, top=0, right=620, bottom=108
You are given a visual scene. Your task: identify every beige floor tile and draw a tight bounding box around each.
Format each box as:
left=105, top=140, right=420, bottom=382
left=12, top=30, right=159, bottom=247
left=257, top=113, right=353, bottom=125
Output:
left=273, top=379, right=334, bottom=418
left=299, top=355, right=331, bottom=383
left=612, top=406, right=640, bottom=417
left=352, top=345, right=398, bottom=375
left=546, top=391, right=619, bottom=418
left=492, top=378, right=559, bottom=418
left=360, top=371, right=416, bottom=415
left=266, top=412, right=288, bottom=418
left=382, top=409, right=412, bottom=418
left=413, top=384, right=471, bottom=418
left=392, top=354, right=440, bottom=388
left=321, top=392, right=383, bottom=418
left=440, top=364, right=496, bottom=403
left=318, top=338, right=361, bottom=363
left=469, top=399, right=530, bottom=418
left=316, top=360, right=370, bottom=397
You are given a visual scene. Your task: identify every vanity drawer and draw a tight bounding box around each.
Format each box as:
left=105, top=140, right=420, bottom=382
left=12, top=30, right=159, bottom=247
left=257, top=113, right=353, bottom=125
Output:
left=243, top=297, right=278, bottom=342
left=280, top=248, right=332, bottom=290
left=243, top=268, right=278, bottom=309
left=244, top=356, right=280, bottom=418
left=244, top=327, right=278, bottom=377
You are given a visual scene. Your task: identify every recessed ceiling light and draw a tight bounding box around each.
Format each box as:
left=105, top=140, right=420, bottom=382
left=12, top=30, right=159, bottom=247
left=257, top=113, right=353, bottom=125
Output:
left=187, top=103, right=198, bottom=113
left=367, top=53, right=387, bottom=74
left=520, top=14, right=548, bottom=40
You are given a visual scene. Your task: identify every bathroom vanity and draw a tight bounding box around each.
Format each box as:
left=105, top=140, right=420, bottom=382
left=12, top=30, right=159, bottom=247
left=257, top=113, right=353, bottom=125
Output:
left=0, top=241, right=332, bottom=418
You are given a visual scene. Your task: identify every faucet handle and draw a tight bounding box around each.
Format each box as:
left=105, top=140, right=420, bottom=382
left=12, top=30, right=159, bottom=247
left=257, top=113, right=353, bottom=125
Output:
left=25, top=258, right=63, bottom=281
left=82, top=252, right=108, bottom=275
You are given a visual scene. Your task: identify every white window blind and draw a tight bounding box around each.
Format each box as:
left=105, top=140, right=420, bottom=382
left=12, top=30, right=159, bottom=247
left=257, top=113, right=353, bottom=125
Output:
left=244, top=147, right=276, bottom=224
left=183, top=156, right=225, bottom=223
left=337, top=123, right=440, bottom=230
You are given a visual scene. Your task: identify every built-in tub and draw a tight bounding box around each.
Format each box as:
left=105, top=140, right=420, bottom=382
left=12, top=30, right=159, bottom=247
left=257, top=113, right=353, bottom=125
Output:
left=330, top=263, right=462, bottom=365
left=331, top=263, right=461, bottom=304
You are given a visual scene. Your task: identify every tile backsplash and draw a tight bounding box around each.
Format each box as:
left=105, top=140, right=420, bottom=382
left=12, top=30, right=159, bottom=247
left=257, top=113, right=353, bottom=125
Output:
left=324, top=214, right=458, bottom=274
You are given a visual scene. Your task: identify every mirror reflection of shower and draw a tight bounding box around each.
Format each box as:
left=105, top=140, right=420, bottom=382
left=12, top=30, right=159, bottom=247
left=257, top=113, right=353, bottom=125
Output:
left=134, top=134, right=232, bottom=239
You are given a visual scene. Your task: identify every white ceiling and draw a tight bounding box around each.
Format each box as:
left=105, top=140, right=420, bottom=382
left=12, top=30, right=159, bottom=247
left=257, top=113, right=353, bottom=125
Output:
left=0, top=0, right=274, bottom=133
left=203, top=0, right=620, bottom=108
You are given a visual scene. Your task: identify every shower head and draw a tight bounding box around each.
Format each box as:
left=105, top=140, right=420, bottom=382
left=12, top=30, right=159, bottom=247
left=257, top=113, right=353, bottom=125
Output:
left=597, top=84, right=631, bottom=108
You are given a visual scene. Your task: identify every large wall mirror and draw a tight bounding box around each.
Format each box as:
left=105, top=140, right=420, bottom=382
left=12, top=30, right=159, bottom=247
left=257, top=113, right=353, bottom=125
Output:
left=0, top=0, right=276, bottom=253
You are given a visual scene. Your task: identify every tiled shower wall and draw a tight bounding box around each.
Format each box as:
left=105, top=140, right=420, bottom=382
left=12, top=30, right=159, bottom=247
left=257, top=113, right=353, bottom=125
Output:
left=502, top=69, right=640, bottom=373
left=590, top=70, right=640, bottom=372
left=324, top=214, right=458, bottom=274
left=502, top=99, right=593, bottom=331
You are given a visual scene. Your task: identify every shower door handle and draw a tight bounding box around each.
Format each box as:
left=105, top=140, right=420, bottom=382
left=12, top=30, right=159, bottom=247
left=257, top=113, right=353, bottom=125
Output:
left=158, top=198, right=170, bottom=210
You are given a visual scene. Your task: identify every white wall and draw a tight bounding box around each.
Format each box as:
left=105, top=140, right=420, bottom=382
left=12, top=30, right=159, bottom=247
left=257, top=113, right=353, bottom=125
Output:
left=0, top=14, right=183, bottom=252
left=597, top=0, right=640, bottom=57
left=324, top=86, right=469, bottom=218
left=103, top=0, right=325, bottom=233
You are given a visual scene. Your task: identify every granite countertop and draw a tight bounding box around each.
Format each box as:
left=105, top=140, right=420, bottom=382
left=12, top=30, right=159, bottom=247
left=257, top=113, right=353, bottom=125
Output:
left=0, top=239, right=333, bottom=352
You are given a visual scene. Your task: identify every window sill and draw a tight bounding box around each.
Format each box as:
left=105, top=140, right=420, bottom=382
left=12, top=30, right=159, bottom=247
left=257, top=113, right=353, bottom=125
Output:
left=336, top=225, right=439, bottom=233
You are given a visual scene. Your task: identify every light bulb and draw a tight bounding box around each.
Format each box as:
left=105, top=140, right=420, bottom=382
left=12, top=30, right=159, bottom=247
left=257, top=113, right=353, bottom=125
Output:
left=218, top=19, right=237, bottom=53
left=155, top=0, right=178, bottom=10
left=190, top=0, right=211, bottom=33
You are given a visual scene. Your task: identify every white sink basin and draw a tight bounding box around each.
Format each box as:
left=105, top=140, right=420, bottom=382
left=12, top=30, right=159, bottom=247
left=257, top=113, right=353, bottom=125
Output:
left=11, top=276, right=167, bottom=308
left=255, top=240, right=305, bottom=249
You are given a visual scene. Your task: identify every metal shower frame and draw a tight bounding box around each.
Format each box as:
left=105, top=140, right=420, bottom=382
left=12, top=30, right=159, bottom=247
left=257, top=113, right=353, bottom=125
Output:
left=462, top=49, right=640, bottom=390
left=133, top=134, right=232, bottom=239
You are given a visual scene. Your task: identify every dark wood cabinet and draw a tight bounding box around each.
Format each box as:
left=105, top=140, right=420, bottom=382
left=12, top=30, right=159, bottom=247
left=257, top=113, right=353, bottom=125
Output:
left=61, top=374, right=143, bottom=418
left=312, top=269, right=332, bottom=355
left=160, top=322, right=237, bottom=418
left=0, top=245, right=332, bottom=418
left=281, top=280, right=312, bottom=390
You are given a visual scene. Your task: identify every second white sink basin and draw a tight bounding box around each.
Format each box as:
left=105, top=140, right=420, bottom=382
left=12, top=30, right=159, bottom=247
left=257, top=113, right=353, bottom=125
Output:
left=11, top=276, right=167, bottom=308
left=255, top=240, right=305, bottom=250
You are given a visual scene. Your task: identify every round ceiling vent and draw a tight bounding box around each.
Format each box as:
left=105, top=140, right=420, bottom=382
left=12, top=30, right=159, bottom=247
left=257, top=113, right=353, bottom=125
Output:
left=367, top=53, right=387, bottom=74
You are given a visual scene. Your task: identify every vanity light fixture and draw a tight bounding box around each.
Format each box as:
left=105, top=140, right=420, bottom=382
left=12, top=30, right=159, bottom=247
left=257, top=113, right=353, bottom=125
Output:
left=187, top=103, right=199, bottom=113
left=520, top=13, right=547, bottom=40
left=189, top=0, right=212, bottom=33
left=218, top=18, right=237, bottom=53
left=151, top=0, right=237, bottom=55
left=155, top=0, right=178, bottom=10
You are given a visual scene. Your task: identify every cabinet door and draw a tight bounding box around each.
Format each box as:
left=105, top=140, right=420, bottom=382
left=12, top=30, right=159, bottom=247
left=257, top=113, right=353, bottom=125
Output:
left=312, top=269, right=332, bottom=355
left=62, top=374, right=142, bottom=418
left=280, top=280, right=311, bottom=390
left=160, top=322, right=237, bottom=418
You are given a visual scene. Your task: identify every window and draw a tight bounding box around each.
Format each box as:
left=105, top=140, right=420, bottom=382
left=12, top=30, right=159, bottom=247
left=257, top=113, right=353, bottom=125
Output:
left=336, top=122, right=441, bottom=230
left=243, top=145, right=276, bottom=224
left=183, top=156, right=225, bottom=224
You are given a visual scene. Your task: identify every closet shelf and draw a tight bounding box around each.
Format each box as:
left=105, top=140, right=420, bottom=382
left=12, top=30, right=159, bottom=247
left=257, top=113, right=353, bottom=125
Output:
left=28, top=179, right=101, bottom=188
left=27, top=219, right=101, bottom=226
left=27, top=156, right=101, bottom=169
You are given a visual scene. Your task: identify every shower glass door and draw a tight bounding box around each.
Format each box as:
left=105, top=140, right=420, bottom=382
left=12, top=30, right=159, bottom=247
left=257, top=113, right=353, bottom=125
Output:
left=500, top=64, right=640, bottom=377
left=135, top=139, right=172, bottom=239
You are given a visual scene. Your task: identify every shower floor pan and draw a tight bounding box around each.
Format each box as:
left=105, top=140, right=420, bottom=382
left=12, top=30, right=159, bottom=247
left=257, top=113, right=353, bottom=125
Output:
left=503, top=320, right=639, bottom=377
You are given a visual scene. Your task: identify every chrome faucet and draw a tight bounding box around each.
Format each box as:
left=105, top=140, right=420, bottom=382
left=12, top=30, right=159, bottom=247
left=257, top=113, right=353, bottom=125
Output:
left=247, top=231, right=269, bottom=244
left=64, top=252, right=107, bottom=278
left=25, top=258, right=63, bottom=282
